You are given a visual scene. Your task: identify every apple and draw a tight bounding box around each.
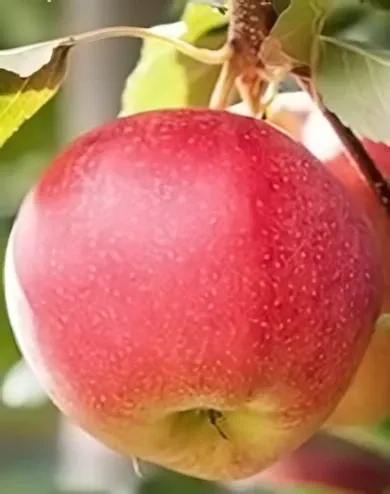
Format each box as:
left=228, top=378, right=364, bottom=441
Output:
left=323, top=142, right=390, bottom=427
left=326, top=323, right=390, bottom=426
left=325, top=140, right=390, bottom=314
left=262, top=92, right=390, bottom=426
left=233, top=93, right=390, bottom=311
left=266, top=92, right=390, bottom=312
left=234, top=435, right=390, bottom=493
left=3, top=108, right=382, bottom=481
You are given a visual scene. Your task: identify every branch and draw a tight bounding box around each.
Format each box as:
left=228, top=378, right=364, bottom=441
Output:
left=227, top=0, right=277, bottom=58
left=72, top=26, right=230, bottom=65
left=322, top=109, right=390, bottom=212
left=210, top=0, right=278, bottom=113
left=297, top=78, right=390, bottom=214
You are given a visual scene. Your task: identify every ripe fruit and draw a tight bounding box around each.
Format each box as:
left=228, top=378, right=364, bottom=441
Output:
left=326, top=323, right=390, bottom=426
left=262, top=92, right=390, bottom=426
left=4, top=109, right=382, bottom=481
left=241, top=435, right=390, bottom=493
left=325, top=140, right=390, bottom=314
left=324, top=143, right=390, bottom=427
left=234, top=92, right=390, bottom=313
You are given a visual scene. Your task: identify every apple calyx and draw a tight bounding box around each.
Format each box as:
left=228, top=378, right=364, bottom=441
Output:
left=207, top=409, right=229, bottom=440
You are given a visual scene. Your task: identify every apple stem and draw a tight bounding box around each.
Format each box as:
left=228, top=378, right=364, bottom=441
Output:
left=209, top=0, right=277, bottom=113
left=207, top=409, right=229, bottom=440
left=297, top=78, right=390, bottom=213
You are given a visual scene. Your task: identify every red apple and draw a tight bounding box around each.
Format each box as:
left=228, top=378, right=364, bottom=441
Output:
left=323, top=142, right=390, bottom=427
left=326, top=324, right=390, bottom=426
left=4, top=109, right=382, bottom=481
left=296, top=97, right=390, bottom=314
left=264, top=92, right=390, bottom=312
left=262, top=93, right=390, bottom=427
left=236, top=435, right=390, bottom=494
left=325, top=140, right=390, bottom=314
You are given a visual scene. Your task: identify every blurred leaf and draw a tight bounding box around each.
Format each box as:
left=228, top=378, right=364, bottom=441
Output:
left=0, top=39, right=71, bottom=77
left=0, top=400, right=56, bottom=438
left=272, top=0, right=291, bottom=14
left=171, top=0, right=188, bottom=16
left=0, top=230, right=20, bottom=375
left=120, top=4, right=229, bottom=116
left=1, top=20, right=229, bottom=148
left=0, top=44, right=70, bottom=149
left=0, top=98, right=58, bottom=218
left=315, top=4, right=390, bottom=143
left=286, top=488, right=348, bottom=494
left=269, top=0, right=331, bottom=66
left=371, top=0, right=390, bottom=8
left=0, top=0, right=57, bottom=47
left=328, top=425, right=390, bottom=457
left=1, top=359, right=47, bottom=409
left=139, top=467, right=221, bottom=494
left=379, top=414, right=390, bottom=433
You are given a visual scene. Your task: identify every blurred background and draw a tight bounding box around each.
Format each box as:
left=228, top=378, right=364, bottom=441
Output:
left=1, top=1, right=390, bottom=493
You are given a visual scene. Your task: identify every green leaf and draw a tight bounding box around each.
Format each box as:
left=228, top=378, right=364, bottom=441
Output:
left=268, top=0, right=332, bottom=67
left=139, top=467, right=221, bottom=494
left=1, top=23, right=222, bottom=149
left=0, top=229, right=20, bottom=375
left=285, top=488, right=345, bottom=494
left=328, top=425, right=390, bottom=457
left=0, top=43, right=70, bottom=149
left=120, top=4, right=229, bottom=116
left=272, top=0, right=291, bottom=14
left=371, top=0, right=390, bottom=9
left=181, top=3, right=228, bottom=39
left=315, top=5, right=390, bottom=144
left=0, top=0, right=57, bottom=48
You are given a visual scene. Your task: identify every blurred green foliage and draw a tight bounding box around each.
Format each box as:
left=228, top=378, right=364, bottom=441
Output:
left=0, top=1, right=60, bottom=376
left=121, top=4, right=229, bottom=115
left=0, top=232, right=19, bottom=374
left=0, top=0, right=57, bottom=47
left=0, top=4, right=61, bottom=493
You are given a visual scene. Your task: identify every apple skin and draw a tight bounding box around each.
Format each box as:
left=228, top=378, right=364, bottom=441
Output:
left=263, top=93, right=390, bottom=426
left=326, top=326, right=390, bottom=426
left=265, top=92, right=390, bottom=312
left=325, top=140, right=390, bottom=314
left=3, top=109, right=382, bottom=481
left=323, top=142, right=390, bottom=427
